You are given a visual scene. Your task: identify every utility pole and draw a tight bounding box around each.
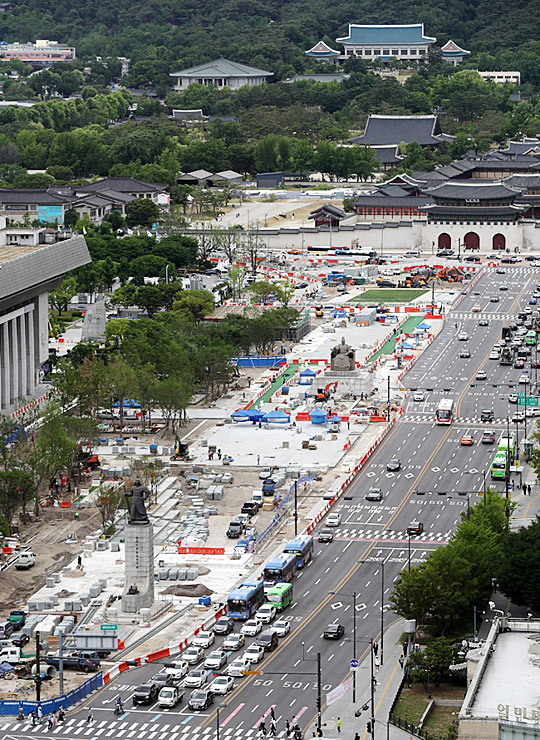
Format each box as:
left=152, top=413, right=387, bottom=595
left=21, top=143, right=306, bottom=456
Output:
left=506, top=416, right=510, bottom=499
left=294, top=481, right=298, bottom=536
left=370, top=639, right=375, bottom=740
left=352, top=592, right=357, bottom=704
left=317, top=652, right=322, bottom=733
left=386, top=376, right=390, bottom=421
left=217, top=705, right=220, bottom=740
left=35, top=631, right=42, bottom=702
left=380, top=561, right=385, bottom=666
left=59, top=630, right=64, bottom=694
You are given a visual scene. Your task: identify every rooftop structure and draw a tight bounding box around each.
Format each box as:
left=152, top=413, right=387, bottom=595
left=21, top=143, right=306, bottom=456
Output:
left=305, top=40, right=340, bottom=60
left=170, top=58, right=272, bottom=91
left=335, top=24, right=436, bottom=61
left=0, top=39, right=75, bottom=66
left=478, top=70, right=520, bottom=85
left=350, top=114, right=454, bottom=148
left=421, top=181, right=525, bottom=221
left=440, top=40, right=470, bottom=66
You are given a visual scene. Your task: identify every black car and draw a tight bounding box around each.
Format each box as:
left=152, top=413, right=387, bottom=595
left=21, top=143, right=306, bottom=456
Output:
left=241, top=501, right=259, bottom=516
left=226, top=521, right=243, bottom=539
left=10, top=632, right=29, bottom=648
left=386, top=458, right=401, bottom=472
left=152, top=672, right=174, bottom=689
left=324, top=624, right=345, bottom=639
left=460, top=349, right=471, bottom=358
left=188, top=689, right=214, bottom=711
left=318, top=528, right=334, bottom=543
left=365, top=488, right=383, bottom=502
left=481, top=431, right=496, bottom=444
left=464, top=255, right=481, bottom=262
left=133, top=683, right=159, bottom=706
left=213, top=616, right=235, bottom=635
left=480, top=410, right=494, bottom=422
left=436, top=249, right=453, bottom=257
left=479, top=319, right=489, bottom=326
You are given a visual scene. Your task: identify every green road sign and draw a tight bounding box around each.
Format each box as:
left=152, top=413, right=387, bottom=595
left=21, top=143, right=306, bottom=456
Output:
left=100, top=624, right=117, bottom=631
left=517, top=396, right=539, bottom=406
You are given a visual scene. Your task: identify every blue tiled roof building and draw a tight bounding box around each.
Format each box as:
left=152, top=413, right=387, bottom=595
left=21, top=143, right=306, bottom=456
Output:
left=335, top=24, right=436, bottom=61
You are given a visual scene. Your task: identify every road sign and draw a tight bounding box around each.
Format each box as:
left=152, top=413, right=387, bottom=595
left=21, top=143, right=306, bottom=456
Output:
left=350, top=659, right=359, bottom=671
left=517, top=396, right=539, bottom=406
left=243, top=670, right=264, bottom=675
left=100, top=624, right=117, bottom=631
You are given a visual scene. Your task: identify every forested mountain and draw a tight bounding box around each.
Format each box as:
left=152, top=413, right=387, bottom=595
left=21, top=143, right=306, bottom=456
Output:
left=1, top=0, right=540, bottom=84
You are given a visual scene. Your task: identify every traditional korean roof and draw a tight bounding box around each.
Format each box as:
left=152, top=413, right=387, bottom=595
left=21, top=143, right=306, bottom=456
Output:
left=350, top=115, right=450, bottom=147
left=370, top=144, right=403, bottom=165
left=77, top=177, right=167, bottom=194
left=336, top=24, right=436, bottom=45
left=0, top=188, right=73, bottom=205
left=423, top=204, right=526, bottom=217
left=170, top=58, right=272, bottom=80
left=305, top=40, right=340, bottom=58
left=285, top=74, right=349, bottom=83
left=423, top=181, right=520, bottom=201
left=309, top=204, right=347, bottom=219
left=502, top=140, right=540, bottom=156
left=353, top=194, right=432, bottom=207
left=440, top=40, right=470, bottom=57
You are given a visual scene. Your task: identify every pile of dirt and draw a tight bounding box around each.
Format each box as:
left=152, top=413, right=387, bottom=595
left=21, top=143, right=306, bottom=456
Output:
left=162, top=584, right=213, bottom=598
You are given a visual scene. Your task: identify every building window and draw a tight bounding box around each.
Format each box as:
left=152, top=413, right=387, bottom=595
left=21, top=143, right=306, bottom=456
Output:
left=364, top=49, right=371, bottom=55
left=392, top=49, right=399, bottom=56
left=374, top=49, right=381, bottom=55
left=419, top=49, right=426, bottom=55
left=383, top=49, right=390, bottom=55
left=410, top=49, right=417, bottom=55
left=400, top=49, right=408, bottom=55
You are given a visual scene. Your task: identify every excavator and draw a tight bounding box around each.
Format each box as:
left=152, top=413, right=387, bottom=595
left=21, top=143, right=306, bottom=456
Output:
left=315, top=381, right=338, bottom=401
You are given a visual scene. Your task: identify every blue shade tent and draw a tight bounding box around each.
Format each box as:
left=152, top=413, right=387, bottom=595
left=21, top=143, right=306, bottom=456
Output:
left=231, top=409, right=252, bottom=422
left=309, top=408, right=328, bottom=425
left=247, top=409, right=266, bottom=422
left=416, top=322, right=431, bottom=330
left=399, top=341, right=414, bottom=350
left=263, top=409, right=290, bottom=423
left=328, top=414, right=342, bottom=423
left=298, top=367, right=317, bottom=385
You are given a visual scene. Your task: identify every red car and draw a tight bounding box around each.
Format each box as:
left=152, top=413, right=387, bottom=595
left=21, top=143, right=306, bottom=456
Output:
left=514, top=359, right=525, bottom=369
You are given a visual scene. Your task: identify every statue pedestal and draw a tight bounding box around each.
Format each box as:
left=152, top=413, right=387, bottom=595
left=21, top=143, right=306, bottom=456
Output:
left=311, top=368, right=374, bottom=397
left=122, top=522, right=155, bottom=614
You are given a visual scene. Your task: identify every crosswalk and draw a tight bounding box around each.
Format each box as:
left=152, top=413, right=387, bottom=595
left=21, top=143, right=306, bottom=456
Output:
left=402, top=414, right=515, bottom=425
left=448, top=312, right=513, bottom=320
left=0, top=717, right=293, bottom=739
left=334, top=527, right=451, bottom=542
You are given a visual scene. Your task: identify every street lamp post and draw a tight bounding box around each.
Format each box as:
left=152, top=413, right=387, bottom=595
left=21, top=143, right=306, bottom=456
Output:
left=407, top=532, right=411, bottom=573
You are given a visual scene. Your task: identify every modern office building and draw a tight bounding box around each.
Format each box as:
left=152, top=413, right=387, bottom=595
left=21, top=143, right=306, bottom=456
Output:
left=0, top=225, right=90, bottom=411
left=0, top=39, right=76, bottom=66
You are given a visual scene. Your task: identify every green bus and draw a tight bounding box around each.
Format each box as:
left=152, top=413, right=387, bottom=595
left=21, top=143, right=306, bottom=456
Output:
left=265, top=582, right=293, bottom=612
left=498, top=433, right=516, bottom=458
left=491, top=452, right=510, bottom=479
left=526, top=331, right=537, bottom=346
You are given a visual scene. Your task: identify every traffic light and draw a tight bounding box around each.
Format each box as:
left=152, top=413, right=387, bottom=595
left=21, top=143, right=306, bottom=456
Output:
left=367, top=721, right=372, bottom=733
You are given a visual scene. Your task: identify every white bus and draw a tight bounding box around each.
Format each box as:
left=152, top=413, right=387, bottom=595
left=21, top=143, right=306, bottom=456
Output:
left=435, top=398, right=454, bottom=425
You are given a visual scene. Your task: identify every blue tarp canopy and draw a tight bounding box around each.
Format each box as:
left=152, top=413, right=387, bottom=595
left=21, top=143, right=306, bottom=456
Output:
left=309, top=408, right=328, bottom=424
left=263, top=409, right=290, bottom=423
left=231, top=409, right=252, bottom=421
left=300, top=368, right=317, bottom=376
left=247, top=409, right=266, bottom=421
left=416, top=322, right=431, bottom=329
left=399, top=341, right=414, bottom=350
left=328, top=414, right=342, bottom=422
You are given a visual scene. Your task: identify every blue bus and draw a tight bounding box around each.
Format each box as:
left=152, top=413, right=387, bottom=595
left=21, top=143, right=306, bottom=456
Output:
left=283, top=534, right=314, bottom=569
left=227, top=580, right=265, bottom=620
left=263, top=553, right=297, bottom=589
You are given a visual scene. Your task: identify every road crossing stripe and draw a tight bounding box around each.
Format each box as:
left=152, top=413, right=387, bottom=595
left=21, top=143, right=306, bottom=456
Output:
left=291, top=706, right=308, bottom=725
left=221, top=703, right=245, bottom=727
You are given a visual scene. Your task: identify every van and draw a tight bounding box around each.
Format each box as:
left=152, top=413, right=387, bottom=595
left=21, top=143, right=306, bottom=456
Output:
left=16, top=552, right=35, bottom=570
left=256, top=630, right=278, bottom=652
left=158, top=685, right=184, bottom=708
left=0, top=646, right=23, bottom=663
left=0, top=622, right=14, bottom=639
left=251, top=491, right=264, bottom=507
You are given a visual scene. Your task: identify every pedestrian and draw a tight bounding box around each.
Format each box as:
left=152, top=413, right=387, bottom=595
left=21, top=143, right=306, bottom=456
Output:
left=373, top=642, right=379, bottom=657
left=523, top=482, right=527, bottom=496
left=257, top=455, right=260, bottom=465
left=399, top=654, right=404, bottom=669
left=375, top=655, right=380, bottom=671
left=270, top=719, right=277, bottom=736
left=528, top=484, right=532, bottom=496
left=47, top=713, right=53, bottom=730
left=218, top=449, right=222, bottom=460
left=355, top=734, right=361, bottom=740
left=259, top=720, right=267, bottom=736
left=37, top=704, right=43, bottom=723
left=58, top=707, right=65, bottom=723
left=30, top=711, right=36, bottom=727
left=17, top=704, right=24, bottom=721
left=403, top=640, right=408, bottom=656
left=77, top=555, right=82, bottom=568
left=270, top=706, right=275, bottom=721
left=337, top=716, right=341, bottom=733
left=86, top=708, right=94, bottom=724
left=286, top=719, right=291, bottom=737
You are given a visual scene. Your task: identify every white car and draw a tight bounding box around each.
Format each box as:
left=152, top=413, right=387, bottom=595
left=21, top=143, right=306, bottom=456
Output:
left=204, top=650, right=227, bottom=670
left=326, top=512, right=341, bottom=527
left=184, top=669, right=208, bottom=687
left=244, top=644, right=265, bottom=664
left=210, top=676, right=235, bottom=695
left=223, top=633, right=245, bottom=651
left=228, top=657, right=251, bottom=677
left=259, top=467, right=272, bottom=479
left=241, top=618, right=263, bottom=637
left=165, top=661, right=188, bottom=680
left=413, top=391, right=425, bottom=402
left=255, top=604, right=277, bottom=624
left=273, top=619, right=291, bottom=637
left=458, top=332, right=469, bottom=341
left=519, top=373, right=530, bottom=384
left=193, top=631, right=215, bottom=649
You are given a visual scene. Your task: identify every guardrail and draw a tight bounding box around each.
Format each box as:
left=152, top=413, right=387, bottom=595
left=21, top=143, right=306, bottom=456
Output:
left=0, top=672, right=102, bottom=716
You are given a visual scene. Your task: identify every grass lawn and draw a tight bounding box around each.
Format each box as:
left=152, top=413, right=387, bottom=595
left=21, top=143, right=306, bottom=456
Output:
left=349, top=289, right=428, bottom=303
left=423, top=704, right=460, bottom=736
left=395, top=683, right=465, bottom=729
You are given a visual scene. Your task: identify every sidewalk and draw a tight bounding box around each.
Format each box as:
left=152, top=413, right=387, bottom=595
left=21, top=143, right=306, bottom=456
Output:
left=306, top=618, right=412, bottom=740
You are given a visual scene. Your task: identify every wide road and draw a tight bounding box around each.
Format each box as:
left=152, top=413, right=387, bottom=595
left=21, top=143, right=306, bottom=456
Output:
left=4, top=265, right=538, bottom=740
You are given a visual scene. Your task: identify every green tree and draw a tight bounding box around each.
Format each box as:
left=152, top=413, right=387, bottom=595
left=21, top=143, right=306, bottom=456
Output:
left=49, top=276, right=78, bottom=315
left=126, top=198, right=160, bottom=227
left=173, top=289, right=215, bottom=321
left=498, top=516, right=540, bottom=612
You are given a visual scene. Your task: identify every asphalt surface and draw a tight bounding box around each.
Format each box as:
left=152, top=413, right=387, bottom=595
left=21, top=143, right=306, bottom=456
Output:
left=4, top=265, right=540, bottom=740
